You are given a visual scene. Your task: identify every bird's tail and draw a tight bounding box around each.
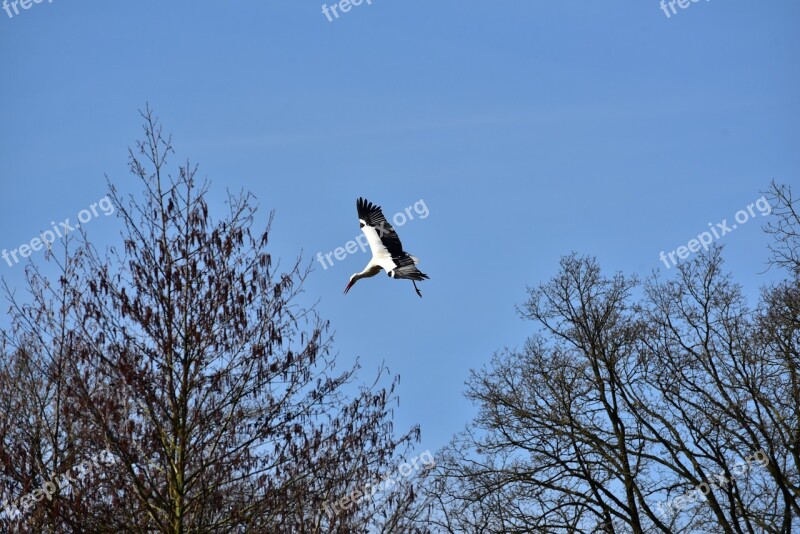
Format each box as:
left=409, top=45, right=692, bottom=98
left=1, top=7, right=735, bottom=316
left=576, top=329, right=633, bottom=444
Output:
left=392, top=263, right=429, bottom=281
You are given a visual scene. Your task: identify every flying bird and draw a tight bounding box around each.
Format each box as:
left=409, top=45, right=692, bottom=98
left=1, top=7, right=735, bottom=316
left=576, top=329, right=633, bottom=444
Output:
left=344, top=197, right=429, bottom=298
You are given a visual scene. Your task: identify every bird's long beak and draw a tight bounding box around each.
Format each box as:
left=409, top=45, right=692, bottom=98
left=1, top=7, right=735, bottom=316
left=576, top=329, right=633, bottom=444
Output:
left=344, top=280, right=355, bottom=295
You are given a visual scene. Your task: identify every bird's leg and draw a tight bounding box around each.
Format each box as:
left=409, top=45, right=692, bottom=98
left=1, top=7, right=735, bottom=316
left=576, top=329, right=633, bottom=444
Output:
left=412, top=280, right=423, bottom=298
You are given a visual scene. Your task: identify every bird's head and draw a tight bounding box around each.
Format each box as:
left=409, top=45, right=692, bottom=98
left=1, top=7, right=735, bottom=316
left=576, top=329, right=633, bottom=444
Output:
left=344, top=274, right=357, bottom=295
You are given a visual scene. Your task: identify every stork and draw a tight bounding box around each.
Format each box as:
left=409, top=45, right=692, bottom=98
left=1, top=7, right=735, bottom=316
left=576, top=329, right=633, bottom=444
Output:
left=344, top=197, right=429, bottom=298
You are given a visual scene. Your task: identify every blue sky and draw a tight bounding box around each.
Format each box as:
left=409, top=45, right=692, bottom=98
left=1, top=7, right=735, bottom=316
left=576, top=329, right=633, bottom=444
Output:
left=1, top=1, right=798, bottom=456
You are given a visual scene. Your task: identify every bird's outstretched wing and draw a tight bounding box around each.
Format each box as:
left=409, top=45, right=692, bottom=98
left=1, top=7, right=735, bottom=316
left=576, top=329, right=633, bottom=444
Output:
left=357, top=197, right=405, bottom=258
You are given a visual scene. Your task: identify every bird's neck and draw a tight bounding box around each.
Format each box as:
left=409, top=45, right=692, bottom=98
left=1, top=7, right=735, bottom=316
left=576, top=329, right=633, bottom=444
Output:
left=358, top=264, right=381, bottom=279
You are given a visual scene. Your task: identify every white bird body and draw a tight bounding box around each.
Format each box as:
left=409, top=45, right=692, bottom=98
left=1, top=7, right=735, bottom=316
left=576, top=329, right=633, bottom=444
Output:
left=351, top=261, right=383, bottom=282
left=344, top=198, right=429, bottom=297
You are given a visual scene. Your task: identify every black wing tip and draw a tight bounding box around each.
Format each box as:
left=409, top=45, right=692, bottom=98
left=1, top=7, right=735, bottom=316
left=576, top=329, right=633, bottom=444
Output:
left=356, top=197, right=381, bottom=218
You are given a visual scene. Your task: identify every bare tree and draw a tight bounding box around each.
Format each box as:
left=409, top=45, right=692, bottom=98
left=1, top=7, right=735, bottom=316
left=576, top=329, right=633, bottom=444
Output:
left=764, top=181, right=800, bottom=275
left=0, top=241, right=112, bottom=533
left=414, top=184, right=800, bottom=533
left=0, top=108, right=423, bottom=533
